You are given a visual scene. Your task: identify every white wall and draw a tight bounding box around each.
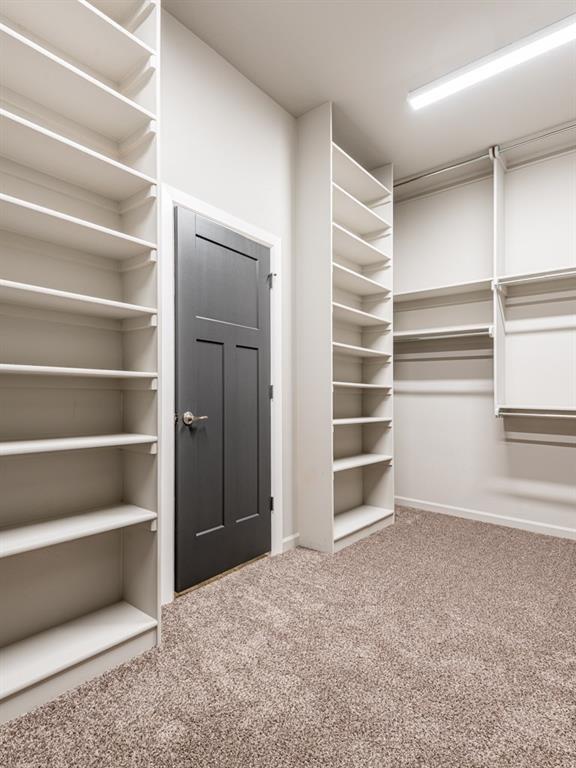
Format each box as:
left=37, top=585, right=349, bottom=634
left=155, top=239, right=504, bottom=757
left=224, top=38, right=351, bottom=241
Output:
left=160, top=12, right=296, bottom=557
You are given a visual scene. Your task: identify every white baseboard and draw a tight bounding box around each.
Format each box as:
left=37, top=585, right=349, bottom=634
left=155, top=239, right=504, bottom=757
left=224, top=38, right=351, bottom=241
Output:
left=282, top=532, right=300, bottom=552
left=395, top=496, right=576, bottom=541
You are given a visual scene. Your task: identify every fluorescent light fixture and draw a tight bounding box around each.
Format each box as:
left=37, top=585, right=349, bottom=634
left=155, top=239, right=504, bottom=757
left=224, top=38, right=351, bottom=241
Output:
left=408, top=14, right=576, bottom=110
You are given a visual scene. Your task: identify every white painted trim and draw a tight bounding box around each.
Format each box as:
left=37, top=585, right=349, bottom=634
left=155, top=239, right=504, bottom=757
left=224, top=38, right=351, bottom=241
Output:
left=282, top=533, right=300, bottom=552
left=396, top=496, right=576, bottom=540
left=159, top=184, right=285, bottom=604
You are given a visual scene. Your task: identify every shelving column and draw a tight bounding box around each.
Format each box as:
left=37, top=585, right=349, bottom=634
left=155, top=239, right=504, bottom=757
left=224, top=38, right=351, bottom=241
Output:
left=0, top=0, right=161, bottom=723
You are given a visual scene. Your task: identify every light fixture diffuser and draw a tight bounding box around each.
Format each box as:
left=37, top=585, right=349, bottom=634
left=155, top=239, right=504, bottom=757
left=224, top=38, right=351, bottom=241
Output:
left=408, top=14, right=576, bottom=110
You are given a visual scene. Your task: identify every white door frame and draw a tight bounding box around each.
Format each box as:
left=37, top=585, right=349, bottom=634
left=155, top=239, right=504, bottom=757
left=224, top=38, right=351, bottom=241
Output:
left=159, top=184, right=284, bottom=603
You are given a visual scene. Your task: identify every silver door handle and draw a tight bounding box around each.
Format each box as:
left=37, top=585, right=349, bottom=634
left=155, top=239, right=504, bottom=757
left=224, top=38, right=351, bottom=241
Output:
left=182, top=411, right=209, bottom=426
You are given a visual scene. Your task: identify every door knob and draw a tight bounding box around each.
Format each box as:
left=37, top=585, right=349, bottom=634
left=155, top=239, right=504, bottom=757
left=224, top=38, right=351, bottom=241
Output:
left=182, top=411, right=209, bottom=427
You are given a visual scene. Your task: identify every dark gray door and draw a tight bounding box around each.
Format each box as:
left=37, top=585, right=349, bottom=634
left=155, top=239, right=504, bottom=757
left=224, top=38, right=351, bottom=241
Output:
left=174, top=208, right=271, bottom=592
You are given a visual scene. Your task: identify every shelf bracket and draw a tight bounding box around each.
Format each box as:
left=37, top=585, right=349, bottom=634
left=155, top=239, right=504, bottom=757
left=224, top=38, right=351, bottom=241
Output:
left=125, top=0, right=156, bottom=34
left=119, top=121, right=157, bottom=159
left=122, top=315, right=158, bottom=332
left=120, top=56, right=157, bottom=99
left=119, top=250, right=158, bottom=273
left=119, top=186, right=157, bottom=215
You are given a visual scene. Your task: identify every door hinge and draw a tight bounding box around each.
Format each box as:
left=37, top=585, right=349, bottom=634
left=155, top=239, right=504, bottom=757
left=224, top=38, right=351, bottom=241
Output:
left=269, top=384, right=274, bottom=399
left=267, top=272, right=277, bottom=289
left=270, top=496, right=274, bottom=512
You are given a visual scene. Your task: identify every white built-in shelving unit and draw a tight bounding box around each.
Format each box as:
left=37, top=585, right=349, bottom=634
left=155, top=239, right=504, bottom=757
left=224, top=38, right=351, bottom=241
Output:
left=0, top=0, right=161, bottom=723
left=295, top=102, right=394, bottom=553
left=392, top=124, right=576, bottom=536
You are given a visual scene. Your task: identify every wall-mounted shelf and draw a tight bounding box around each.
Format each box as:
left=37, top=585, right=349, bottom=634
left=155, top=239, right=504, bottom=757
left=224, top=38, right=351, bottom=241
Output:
left=91, top=0, right=154, bottom=28
left=0, top=194, right=156, bottom=259
left=333, top=453, right=393, bottom=472
left=394, top=277, right=493, bottom=304
left=332, top=143, right=391, bottom=204
left=333, top=417, right=392, bottom=426
left=0, top=110, right=156, bottom=201
left=0, top=504, right=156, bottom=559
left=496, top=267, right=576, bottom=289
left=333, top=381, right=392, bottom=392
left=0, top=434, right=157, bottom=457
left=0, top=279, right=156, bottom=320
left=497, top=406, right=576, bottom=419
left=0, top=23, right=155, bottom=141
left=332, top=183, right=391, bottom=237
left=332, top=223, right=390, bottom=267
left=334, top=504, right=394, bottom=542
left=394, top=323, right=493, bottom=342
left=0, top=364, right=157, bottom=380
left=332, top=262, right=389, bottom=296
left=0, top=601, right=157, bottom=699
left=1, top=0, right=154, bottom=85
left=333, top=342, right=391, bottom=359
left=333, top=302, right=390, bottom=328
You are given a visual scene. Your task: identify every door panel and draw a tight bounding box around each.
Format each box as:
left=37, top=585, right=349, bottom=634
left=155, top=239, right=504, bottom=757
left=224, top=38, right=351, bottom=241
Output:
left=175, top=208, right=271, bottom=592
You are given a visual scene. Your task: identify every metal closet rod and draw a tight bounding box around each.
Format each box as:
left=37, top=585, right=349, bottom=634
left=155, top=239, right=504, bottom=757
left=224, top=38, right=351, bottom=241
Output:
left=394, top=121, right=576, bottom=188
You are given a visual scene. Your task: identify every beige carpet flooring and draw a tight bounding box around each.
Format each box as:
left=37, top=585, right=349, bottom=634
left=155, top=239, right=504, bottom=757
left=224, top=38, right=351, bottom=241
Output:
left=1, top=506, right=575, bottom=768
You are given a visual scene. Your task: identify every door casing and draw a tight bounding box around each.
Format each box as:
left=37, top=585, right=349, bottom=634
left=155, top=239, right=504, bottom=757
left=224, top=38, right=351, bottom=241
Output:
left=159, top=185, right=284, bottom=604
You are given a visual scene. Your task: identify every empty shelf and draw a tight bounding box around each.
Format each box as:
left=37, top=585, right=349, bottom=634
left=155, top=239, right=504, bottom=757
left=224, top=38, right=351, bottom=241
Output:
left=334, top=505, right=394, bottom=542
left=394, top=323, right=493, bottom=342
left=333, top=183, right=391, bottom=236
left=1, top=0, right=154, bottom=84
left=0, top=23, right=155, bottom=142
left=394, top=278, right=493, bottom=304
left=91, top=0, right=153, bottom=27
left=333, top=417, right=392, bottom=425
left=0, top=194, right=156, bottom=260
left=0, top=504, right=156, bottom=559
left=332, top=223, right=390, bottom=267
left=333, top=342, right=391, bottom=360
left=0, top=110, right=155, bottom=201
left=333, top=381, right=391, bottom=392
left=0, top=279, right=156, bottom=320
left=497, top=405, right=576, bottom=419
left=332, top=143, right=391, bottom=204
left=333, top=454, right=393, bottom=472
left=0, top=601, right=157, bottom=699
left=333, top=302, right=390, bottom=328
left=332, top=262, right=390, bottom=296
left=0, top=364, right=157, bottom=380
left=0, top=434, right=157, bottom=457
left=496, top=267, right=576, bottom=289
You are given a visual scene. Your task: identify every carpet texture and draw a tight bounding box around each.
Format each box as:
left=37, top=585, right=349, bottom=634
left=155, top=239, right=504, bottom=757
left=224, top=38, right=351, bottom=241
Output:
left=1, top=506, right=575, bottom=768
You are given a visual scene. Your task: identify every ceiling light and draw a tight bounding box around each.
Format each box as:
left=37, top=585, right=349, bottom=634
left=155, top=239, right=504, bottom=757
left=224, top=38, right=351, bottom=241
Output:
left=408, top=14, right=576, bottom=110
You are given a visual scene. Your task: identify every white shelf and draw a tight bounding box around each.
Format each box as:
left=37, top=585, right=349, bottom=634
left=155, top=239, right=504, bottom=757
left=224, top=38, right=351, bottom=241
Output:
left=0, top=110, right=155, bottom=201
left=333, top=301, right=390, bottom=328
left=333, top=183, right=391, bottom=236
left=332, top=143, right=391, bottom=204
left=0, top=194, right=156, bottom=260
left=333, top=453, right=393, bottom=472
left=0, top=434, right=157, bottom=457
left=394, top=323, right=493, bottom=342
left=0, top=23, right=155, bottom=142
left=497, top=406, right=576, bottom=419
left=91, top=0, right=153, bottom=27
left=332, top=223, right=390, bottom=267
left=333, top=417, right=392, bottom=425
left=394, top=278, right=493, bottom=304
left=0, top=504, right=156, bottom=559
left=1, top=0, right=154, bottom=85
left=333, top=381, right=392, bottom=392
left=0, top=364, right=157, bottom=380
left=496, top=266, right=576, bottom=289
left=333, top=342, right=391, bottom=360
left=334, top=504, right=394, bottom=542
left=0, top=279, right=156, bottom=320
left=0, top=601, right=157, bottom=699
left=332, top=262, right=390, bottom=296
